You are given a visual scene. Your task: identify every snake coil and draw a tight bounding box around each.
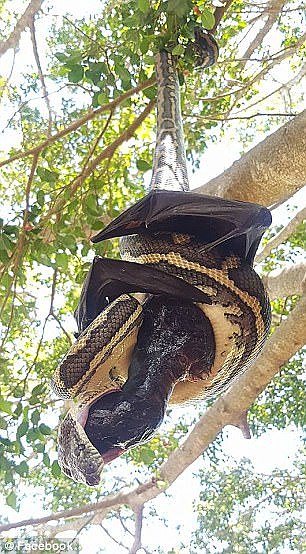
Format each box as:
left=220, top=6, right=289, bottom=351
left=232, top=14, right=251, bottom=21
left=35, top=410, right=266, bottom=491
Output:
left=51, top=29, right=271, bottom=486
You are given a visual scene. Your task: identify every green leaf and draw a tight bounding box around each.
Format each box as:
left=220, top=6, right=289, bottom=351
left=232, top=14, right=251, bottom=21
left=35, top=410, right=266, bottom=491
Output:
left=4, top=470, right=15, bottom=484
left=35, top=442, right=45, bottom=453
left=55, top=52, right=68, bottom=62
left=137, top=0, right=150, bottom=14
left=167, top=0, right=191, bottom=17
left=13, top=402, right=23, bottom=418
left=39, top=423, right=52, bottom=435
left=68, top=64, right=84, bottom=83
left=55, top=252, right=68, bottom=270
left=97, top=92, right=108, bottom=105
left=0, top=248, right=10, bottom=263
left=43, top=453, right=51, bottom=467
left=6, top=491, right=17, bottom=509
left=136, top=159, right=151, bottom=171
left=143, top=85, right=157, bottom=100
left=31, top=409, right=40, bottom=426
left=200, top=8, right=215, bottom=30
left=16, top=420, right=29, bottom=439
left=37, top=166, right=59, bottom=183
left=139, top=37, right=151, bottom=54
left=51, top=460, right=61, bottom=478
left=15, top=461, right=29, bottom=476
left=141, top=448, right=156, bottom=465
left=31, top=383, right=47, bottom=397
left=85, top=194, right=100, bottom=216
left=0, top=233, right=14, bottom=252
left=36, top=190, right=45, bottom=206
left=0, top=415, right=7, bottom=429
left=116, top=65, right=131, bottom=83
left=0, top=397, right=12, bottom=415
left=172, top=44, right=185, bottom=56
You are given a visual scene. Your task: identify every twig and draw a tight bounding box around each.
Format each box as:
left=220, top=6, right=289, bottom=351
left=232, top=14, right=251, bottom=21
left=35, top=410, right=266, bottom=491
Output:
left=129, top=506, right=144, bottom=554
left=100, top=522, right=129, bottom=550
left=0, top=152, right=39, bottom=320
left=226, top=32, right=306, bottom=116
left=241, top=0, right=287, bottom=66
left=30, top=15, right=52, bottom=136
left=118, top=511, right=134, bottom=537
left=0, top=48, right=16, bottom=96
left=70, top=515, right=95, bottom=544
left=187, top=111, right=296, bottom=121
left=1, top=85, right=67, bottom=134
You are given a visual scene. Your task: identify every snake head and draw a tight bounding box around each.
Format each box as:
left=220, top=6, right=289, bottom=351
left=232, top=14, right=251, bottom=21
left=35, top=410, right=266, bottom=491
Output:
left=58, top=407, right=104, bottom=486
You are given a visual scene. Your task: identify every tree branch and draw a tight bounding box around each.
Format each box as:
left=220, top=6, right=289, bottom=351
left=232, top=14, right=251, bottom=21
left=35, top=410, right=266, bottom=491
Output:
left=195, top=109, right=306, bottom=206
left=129, top=506, right=144, bottom=554
left=225, top=32, right=306, bottom=116
left=1, top=291, right=305, bottom=533
left=261, top=263, right=306, bottom=299
left=241, top=0, right=288, bottom=65
left=39, top=100, right=155, bottom=224
left=0, top=0, right=44, bottom=58
left=30, top=16, right=52, bottom=136
left=0, top=77, right=155, bottom=168
left=255, top=206, right=306, bottom=262
left=212, top=0, right=235, bottom=33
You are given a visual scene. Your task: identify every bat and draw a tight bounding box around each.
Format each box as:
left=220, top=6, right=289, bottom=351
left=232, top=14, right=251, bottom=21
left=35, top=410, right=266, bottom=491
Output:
left=74, top=256, right=213, bottom=334
left=91, top=190, right=272, bottom=265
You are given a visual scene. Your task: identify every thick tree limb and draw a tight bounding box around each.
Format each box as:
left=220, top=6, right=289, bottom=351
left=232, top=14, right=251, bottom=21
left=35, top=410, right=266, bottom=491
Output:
left=195, top=109, right=306, bottom=206
left=255, top=206, right=306, bottom=263
left=0, top=0, right=44, bottom=58
left=1, top=292, right=305, bottom=533
left=241, top=0, right=288, bottom=65
left=261, top=263, right=306, bottom=299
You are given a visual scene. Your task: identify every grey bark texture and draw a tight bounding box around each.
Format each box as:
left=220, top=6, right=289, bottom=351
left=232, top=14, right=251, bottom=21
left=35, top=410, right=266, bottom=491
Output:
left=195, top=109, right=306, bottom=207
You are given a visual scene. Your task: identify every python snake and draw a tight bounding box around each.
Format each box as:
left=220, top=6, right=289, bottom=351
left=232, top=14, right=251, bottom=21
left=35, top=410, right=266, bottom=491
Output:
left=51, top=28, right=271, bottom=486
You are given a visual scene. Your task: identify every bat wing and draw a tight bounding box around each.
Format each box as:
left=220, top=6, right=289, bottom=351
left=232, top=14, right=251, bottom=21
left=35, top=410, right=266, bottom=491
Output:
left=91, top=190, right=271, bottom=265
left=74, top=256, right=212, bottom=333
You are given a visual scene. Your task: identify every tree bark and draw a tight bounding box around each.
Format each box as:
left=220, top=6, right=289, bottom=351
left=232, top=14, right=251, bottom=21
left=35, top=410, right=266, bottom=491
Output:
left=0, top=0, right=44, bottom=58
left=262, top=263, right=306, bottom=299
left=195, top=109, right=306, bottom=207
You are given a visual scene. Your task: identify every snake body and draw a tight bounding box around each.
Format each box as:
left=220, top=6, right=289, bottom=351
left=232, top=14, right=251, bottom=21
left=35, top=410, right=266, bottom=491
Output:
left=52, top=30, right=271, bottom=486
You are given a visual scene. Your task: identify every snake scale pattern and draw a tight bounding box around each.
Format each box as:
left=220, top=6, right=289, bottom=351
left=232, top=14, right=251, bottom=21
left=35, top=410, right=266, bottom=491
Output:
left=51, top=28, right=271, bottom=486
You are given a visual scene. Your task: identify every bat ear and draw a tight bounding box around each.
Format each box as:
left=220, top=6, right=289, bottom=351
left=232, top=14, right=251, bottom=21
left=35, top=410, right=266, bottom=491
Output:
left=91, top=190, right=271, bottom=264
left=74, top=256, right=213, bottom=333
